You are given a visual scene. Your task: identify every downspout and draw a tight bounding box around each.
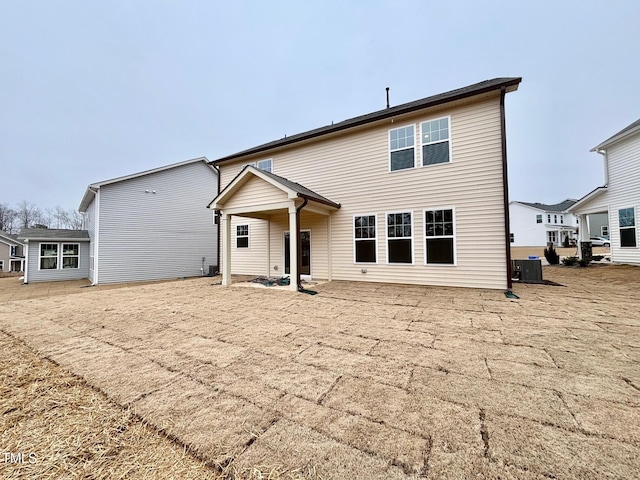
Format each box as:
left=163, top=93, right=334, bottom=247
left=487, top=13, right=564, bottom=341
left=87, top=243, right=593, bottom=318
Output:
left=499, top=86, right=513, bottom=291
left=295, top=197, right=308, bottom=291
left=213, top=164, right=221, bottom=275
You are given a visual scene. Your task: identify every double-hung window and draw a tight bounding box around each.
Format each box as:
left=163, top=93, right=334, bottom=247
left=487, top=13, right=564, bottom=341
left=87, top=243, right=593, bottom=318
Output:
left=536, top=214, right=542, bottom=224
left=619, top=207, right=637, bottom=247
left=387, top=212, right=413, bottom=263
left=425, top=209, right=455, bottom=264
left=40, top=244, right=58, bottom=269
left=354, top=215, right=376, bottom=263
left=236, top=225, right=249, bottom=248
left=62, top=244, right=79, bottom=268
left=389, top=126, right=415, bottom=171
left=421, top=117, right=450, bottom=166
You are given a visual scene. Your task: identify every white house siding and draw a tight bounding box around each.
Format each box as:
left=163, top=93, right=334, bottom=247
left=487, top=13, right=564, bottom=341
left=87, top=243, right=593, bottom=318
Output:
left=509, top=203, right=545, bottom=246
left=25, top=241, right=90, bottom=282
left=96, top=161, right=218, bottom=283
left=606, top=135, right=640, bottom=264
left=220, top=95, right=510, bottom=289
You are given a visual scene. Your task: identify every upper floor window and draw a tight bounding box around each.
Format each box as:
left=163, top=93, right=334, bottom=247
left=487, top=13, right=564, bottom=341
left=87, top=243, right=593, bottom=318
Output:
left=547, top=214, right=551, bottom=223
left=236, top=225, right=249, bottom=248
left=389, top=126, right=415, bottom=171
left=354, top=215, right=377, bottom=263
left=425, top=209, right=455, bottom=264
left=554, top=214, right=558, bottom=224
left=257, top=159, right=272, bottom=172
left=421, top=117, right=450, bottom=166
left=387, top=212, right=413, bottom=263
left=560, top=215, right=564, bottom=224
left=10, top=245, right=17, bottom=256
left=619, top=207, right=637, bottom=247
left=536, top=214, right=542, bottom=224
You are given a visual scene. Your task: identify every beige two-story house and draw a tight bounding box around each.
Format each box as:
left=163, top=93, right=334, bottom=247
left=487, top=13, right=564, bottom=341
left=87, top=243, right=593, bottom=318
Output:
left=209, top=78, right=521, bottom=291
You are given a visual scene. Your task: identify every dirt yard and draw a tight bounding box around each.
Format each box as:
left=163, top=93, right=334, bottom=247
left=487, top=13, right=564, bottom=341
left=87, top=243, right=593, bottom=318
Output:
left=1, top=266, right=639, bottom=479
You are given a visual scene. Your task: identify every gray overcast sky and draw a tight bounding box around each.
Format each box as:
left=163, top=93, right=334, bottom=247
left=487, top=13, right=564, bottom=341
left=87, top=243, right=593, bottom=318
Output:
left=1, top=1, right=639, bottom=212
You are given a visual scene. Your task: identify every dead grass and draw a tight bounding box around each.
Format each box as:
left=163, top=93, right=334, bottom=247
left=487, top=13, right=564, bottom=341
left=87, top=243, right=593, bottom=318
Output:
left=1, top=265, right=639, bottom=479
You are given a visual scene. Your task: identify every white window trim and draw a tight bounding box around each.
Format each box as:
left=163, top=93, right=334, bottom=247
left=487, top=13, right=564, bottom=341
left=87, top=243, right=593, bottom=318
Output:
left=38, top=243, right=59, bottom=271
left=419, top=115, right=452, bottom=168
left=601, top=225, right=609, bottom=237
left=353, top=213, right=378, bottom=264
left=385, top=210, right=414, bottom=265
left=388, top=124, right=416, bottom=172
left=423, top=207, right=457, bottom=266
left=0, top=260, right=3, bottom=271
left=62, top=243, right=80, bottom=269
left=256, top=158, right=273, bottom=173
left=236, top=224, right=250, bottom=249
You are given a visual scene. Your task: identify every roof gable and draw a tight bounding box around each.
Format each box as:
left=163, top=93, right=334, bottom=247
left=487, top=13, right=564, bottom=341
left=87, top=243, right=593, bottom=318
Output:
left=0, top=231, right=22, bottom=246
left=209, top=166, right=340, bottom=210
left=212, top=77, right=521, bottom=164
left=79, top=156, right=214, bottom=212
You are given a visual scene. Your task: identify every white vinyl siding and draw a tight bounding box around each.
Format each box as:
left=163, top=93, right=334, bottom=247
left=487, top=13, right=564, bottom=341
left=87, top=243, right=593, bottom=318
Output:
left=96, top=161, right=218, bottom=284
left=219, top=95, right=510, bottom=289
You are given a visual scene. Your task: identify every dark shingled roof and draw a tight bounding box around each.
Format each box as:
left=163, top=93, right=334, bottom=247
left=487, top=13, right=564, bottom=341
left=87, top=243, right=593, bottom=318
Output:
left=517, top=199, right=577, bottom=213
left=257, top=168, right=340, bottom=208
left=18, top=229, right=90, bottom=241
left=212, top=77, right=521, bottom=164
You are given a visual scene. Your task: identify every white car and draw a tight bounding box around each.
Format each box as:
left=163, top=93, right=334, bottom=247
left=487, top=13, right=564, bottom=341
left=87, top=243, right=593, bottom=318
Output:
left=589, top=237, right=611, bottom=247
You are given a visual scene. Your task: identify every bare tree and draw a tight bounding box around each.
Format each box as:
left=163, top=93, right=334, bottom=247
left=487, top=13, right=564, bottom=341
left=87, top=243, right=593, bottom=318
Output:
left=0, top=203, right=17, bottom=233
left=15, top=200, right=44, bottom=229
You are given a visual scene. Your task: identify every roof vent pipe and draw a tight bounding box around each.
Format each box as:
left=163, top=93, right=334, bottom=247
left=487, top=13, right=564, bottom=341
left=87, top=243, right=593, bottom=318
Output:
left=386, top=87, right=390, bottom=109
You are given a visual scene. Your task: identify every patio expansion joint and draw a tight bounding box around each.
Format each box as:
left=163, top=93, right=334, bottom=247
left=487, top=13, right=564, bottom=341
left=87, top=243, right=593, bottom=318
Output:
left=621, top=377, right=640, bottom=392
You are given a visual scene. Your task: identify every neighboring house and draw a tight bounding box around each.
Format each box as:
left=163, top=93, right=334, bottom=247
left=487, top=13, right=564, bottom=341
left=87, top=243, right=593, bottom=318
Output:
left=209, top=77, right=521, bottom=291
left=18, top=229, right=90, bottom=283
left=509, top=199, right=578, bottom=246
left=78, top=157, right=218, bottom=284
left=0, top=231, right=25, bottom=272
left=570, top=118, right=640, bottom=264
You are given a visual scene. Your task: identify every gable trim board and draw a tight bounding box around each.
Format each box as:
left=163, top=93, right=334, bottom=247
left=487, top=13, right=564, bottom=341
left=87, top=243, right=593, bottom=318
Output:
left=210, top=78, right=522, bottom=290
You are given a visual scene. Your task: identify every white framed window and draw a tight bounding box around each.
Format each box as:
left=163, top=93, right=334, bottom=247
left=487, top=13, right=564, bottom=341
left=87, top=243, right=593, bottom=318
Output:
left=536, top=214, right=542, bottom=224
left=354, top=214, right=377, bottom=263
left=421, top=116, right=451, bottom=166
left=0, top=260, right=3, bottom=271
left=547, top=231, right=557, bottom=244
left=424, top=208, right=456, bottom=265
left=510, top=233, right=514, bottom=243
left=256, top=159, right=272, bottom=172
left=62, top=244, right=79, bottom=269
left=389, top=125, right=415, bottom=171
left=601, top=225, right=609, bottom=237
left=547, top=214, right=551, bottom=223
left=554, top=214, right=558, bottom=224
left=236, top=225, right=249, bottom=248
left=560, top=215, right=564, bottom=224
left=386, top=212, right=413, bottom=264
left=619, top=207, right=637, bottom=248
left=40, top=243, right=58, bottom=270
left=10, top=245, right=17, bottom=256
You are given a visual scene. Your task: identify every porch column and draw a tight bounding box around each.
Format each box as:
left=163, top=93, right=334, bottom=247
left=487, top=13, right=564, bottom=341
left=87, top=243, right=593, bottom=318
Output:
left=288, top=205, right=298, bottom=292
left=221, top=213, right=232, bottom=286
left=577, top=214, right=588, bottom=259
